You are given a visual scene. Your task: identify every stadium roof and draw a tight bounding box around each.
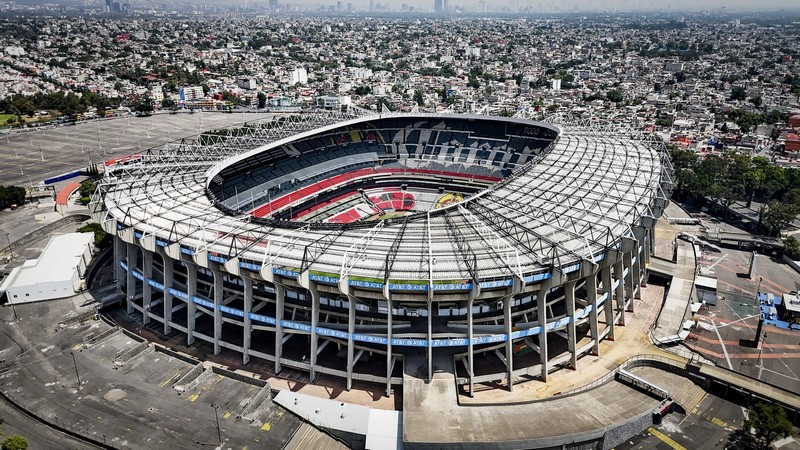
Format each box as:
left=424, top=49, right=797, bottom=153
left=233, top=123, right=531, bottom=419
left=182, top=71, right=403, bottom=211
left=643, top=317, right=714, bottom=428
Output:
left=92, top=111, right=672, bottom=289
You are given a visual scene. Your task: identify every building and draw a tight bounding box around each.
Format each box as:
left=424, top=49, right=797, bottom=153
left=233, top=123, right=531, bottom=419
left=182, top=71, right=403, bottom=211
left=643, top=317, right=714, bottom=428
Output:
left=150, top=86, right=164, bottom=103
left=786, top=133, right=800, bottom=152
left=778, top=293, right=800, bottom=325
left=0, top=233, right=94, bottom=304
left=551, top=78, right=562, bottom=91
left=665, top=61, right=684, bottom=72
left=236, top=77, right=257, bottom=90
left=316, top=95, right=351, bottom=110
left=180, top=86, right=205, bottom=101
left=92, top=112, right=671, bottom=396
left=289, top=67, right=308, bottom=86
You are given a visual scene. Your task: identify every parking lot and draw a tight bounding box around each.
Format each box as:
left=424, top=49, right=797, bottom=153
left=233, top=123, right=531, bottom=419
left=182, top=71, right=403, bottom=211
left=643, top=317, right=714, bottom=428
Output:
left=0, top=299, right=304, bottom=449
left=0, top=111, right=272, bottom=186
left=679, top=210, right=800, bottom=392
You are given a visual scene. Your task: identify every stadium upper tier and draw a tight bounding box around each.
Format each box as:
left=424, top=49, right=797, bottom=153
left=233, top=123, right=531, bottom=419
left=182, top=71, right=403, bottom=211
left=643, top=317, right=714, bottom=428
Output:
left=92, top=112, right=672, bottom=291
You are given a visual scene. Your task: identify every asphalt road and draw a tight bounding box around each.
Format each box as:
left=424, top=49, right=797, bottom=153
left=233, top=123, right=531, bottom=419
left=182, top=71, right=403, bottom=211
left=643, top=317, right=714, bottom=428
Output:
left=688, top=227, right=800, bottom=392
left=618, top=393, right=800, bottom=450
left=0, top=298, right=303, bottom=450
left=0, top=392, right=98, bottom=449
left=0, top=111, right=272, bottom=186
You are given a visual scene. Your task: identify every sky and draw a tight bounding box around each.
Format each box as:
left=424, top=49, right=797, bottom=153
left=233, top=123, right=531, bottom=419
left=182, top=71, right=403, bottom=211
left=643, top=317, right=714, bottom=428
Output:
left=277, top=0, right=800, bottom=10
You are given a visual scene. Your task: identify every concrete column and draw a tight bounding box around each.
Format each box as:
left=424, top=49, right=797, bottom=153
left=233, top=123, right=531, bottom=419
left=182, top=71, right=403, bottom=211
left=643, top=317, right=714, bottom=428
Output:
left=186, top=262, right=197, bottom=346
left=346, top=296, right=356, bottom=391
left=427, top=299, right=433, bottom=383
left=114, top=236, right=124, bottom=293
left=537, top=285, right=549, bottom=381
left=614, top=260, right=626, bottom=326
left=504, top=296, right=514, bottom=391
left=274, top=284, right=285, bottom=374
left=309, top=283, right=320, bottom=383
left=642, top=230, right=651, bottom=284
left=623, top=250, right=635, bottom=312
left=386, top=297, right=393, bottom=398
left=162, top=253, right=173, bottom=335
left=212, top=268, right=223, bottom=356
left=586, top=273, right=600, bottom=356
left=142, top=251, right=153, bottom=325
left=467, top=297, right=475, bottom=397
left=565, top=280, right=577, bottom=370
left=633, top=245, right=643, bottom=299
left=125, top=243, right=136, bottom=315
left=242, top=277, right=253, bottom=365
left=601, top=264, right=615, bottom=341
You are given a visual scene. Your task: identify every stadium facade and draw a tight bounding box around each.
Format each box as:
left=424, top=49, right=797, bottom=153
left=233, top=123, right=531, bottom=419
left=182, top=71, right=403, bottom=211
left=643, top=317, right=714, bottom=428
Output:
left=91, top=111, right=673, bottom=396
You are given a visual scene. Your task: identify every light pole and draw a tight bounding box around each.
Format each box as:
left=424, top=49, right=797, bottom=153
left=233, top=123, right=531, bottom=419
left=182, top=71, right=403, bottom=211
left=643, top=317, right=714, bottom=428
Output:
left=211, top=404, right=222, bottom=445
left=5, top=233, right=12, bottom=259
left=756, top=333, right=767, bottom=380
left=70, top=351, right=82, bottom=388
left=753, top=276, right=763, bottom=306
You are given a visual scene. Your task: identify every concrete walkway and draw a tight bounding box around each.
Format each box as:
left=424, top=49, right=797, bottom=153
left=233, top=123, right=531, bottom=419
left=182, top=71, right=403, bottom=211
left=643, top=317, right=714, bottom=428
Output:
left=402, top=354, right=662, bottom=448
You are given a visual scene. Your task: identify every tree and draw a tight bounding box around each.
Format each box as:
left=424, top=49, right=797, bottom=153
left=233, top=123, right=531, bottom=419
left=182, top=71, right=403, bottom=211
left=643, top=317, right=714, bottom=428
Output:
left=77, top=222, right=111, bottom=250
left=784, top=235, right=800, bottom=260
left=761, top=201, right=800, bottom=236
left=78, top=179, right=96, bottom=205
left=1, top=435, right=28, bottom=450
left=0, top=185, right=26, bottom=209
left=413, top=90, right=424, bottom=106
left=727, top=402, right=792, bottom=450
left=606, top=89, right=624, bottom=103
left=161, top=98, right=176, bottom=109
left=135, top=100, right=154, bottom=115
left=730, top=86, right=747, bottom=101
left=257, top=92, right=267, bottom=109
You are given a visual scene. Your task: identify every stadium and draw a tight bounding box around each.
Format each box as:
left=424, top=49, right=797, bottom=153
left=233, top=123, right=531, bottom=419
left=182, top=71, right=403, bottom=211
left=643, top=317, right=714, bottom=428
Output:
left=90, top=111, right=673, bottom=396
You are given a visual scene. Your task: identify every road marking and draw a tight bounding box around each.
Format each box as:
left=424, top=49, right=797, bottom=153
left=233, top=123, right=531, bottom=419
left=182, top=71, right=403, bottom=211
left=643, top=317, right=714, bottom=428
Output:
left=711, top=319, right=733, bottom=369
left=705, top=254, right=728, bottom=272
left=72, top=343, right=83, bottom=351
left=717, top=314, right=760, bottom=329
left=223, top=411, right=232, bottom=419
left=647, top=427, right=686, bottom=450
left=188, top=393, right=199, bottom=402
left=261, top=422, right=271, bottom=431
left=158, top=371, right=181, bottom=388
left=710, top=417, right=730, bottom=429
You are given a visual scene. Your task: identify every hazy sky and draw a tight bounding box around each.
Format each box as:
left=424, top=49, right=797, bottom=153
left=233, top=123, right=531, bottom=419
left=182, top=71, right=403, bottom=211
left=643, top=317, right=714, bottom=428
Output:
left=274, top=0, right=800, bottom=10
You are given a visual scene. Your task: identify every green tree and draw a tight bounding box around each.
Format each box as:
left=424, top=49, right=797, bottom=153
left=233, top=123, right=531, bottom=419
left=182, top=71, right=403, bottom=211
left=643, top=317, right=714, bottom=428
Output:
left=413, top=90, right=424, bottom=106
left=730, top=86, right=747, bottom=101
left=784, top=235, right=800, bottom=260
left=257, top=92, right=267, bottom=109
left=726, top=402, right=792, bottom=450
left=78, top=179, right=96, bottom=205
left=135, top=100, right=154, bottom=115
left=0, top=185, right=26, bottom=209
left=1, top=435, right=28, bottom=450
left=761, top=201, right=800, bottom=236
left=77, top=222, right=111, bottom=250
left=606, top=89, right=624, bottom=103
